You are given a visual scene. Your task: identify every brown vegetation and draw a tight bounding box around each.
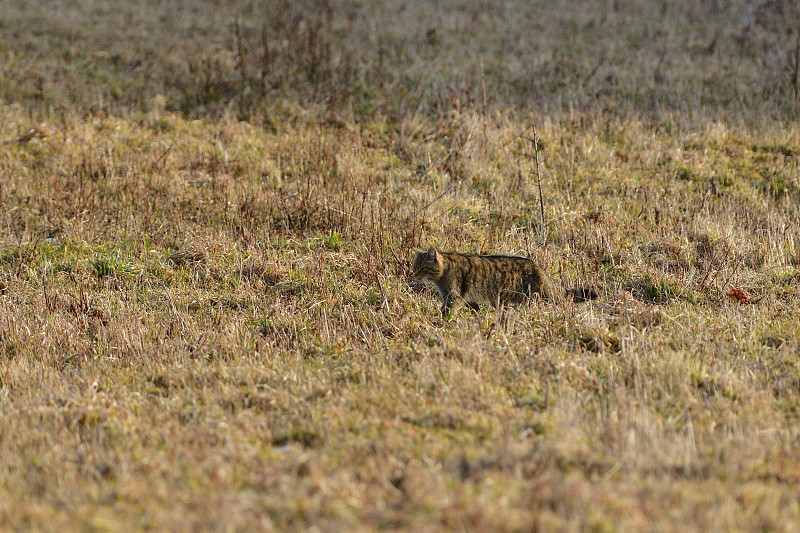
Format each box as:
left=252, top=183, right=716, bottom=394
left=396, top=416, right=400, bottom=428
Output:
left=2, top=0, right=800, bottom=531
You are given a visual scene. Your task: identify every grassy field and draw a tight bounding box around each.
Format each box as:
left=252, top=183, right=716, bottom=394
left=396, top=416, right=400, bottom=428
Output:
left=2, top=0, right=800, bottom=531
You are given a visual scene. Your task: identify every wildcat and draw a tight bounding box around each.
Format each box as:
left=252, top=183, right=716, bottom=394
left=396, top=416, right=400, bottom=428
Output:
left=412, top=247, right=596, bottom=317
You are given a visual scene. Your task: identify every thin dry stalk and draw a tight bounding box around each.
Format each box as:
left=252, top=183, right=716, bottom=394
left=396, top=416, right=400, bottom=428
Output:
left=530, top=125, right=547, bottom=246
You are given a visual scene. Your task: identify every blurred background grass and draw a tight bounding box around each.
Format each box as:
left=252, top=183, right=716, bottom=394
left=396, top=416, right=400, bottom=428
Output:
left=2, top=0, right=798, bottom=125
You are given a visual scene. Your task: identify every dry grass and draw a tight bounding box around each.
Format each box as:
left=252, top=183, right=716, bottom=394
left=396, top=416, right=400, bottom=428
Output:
left=2, top=1, right=800, bottom=531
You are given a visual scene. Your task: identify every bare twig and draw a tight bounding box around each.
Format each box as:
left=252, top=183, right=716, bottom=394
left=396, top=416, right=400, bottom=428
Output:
left=530, top=126, right=547, bottom=246
left=375, top=276, right=389, bottom=312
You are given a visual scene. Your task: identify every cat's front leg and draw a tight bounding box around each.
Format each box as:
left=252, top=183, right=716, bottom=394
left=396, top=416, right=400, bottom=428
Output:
left=440, top=294, right=458, bottom=318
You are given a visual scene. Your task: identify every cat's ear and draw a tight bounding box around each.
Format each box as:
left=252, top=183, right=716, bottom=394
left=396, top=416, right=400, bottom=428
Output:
left=426, top=246, right=437, bottom=260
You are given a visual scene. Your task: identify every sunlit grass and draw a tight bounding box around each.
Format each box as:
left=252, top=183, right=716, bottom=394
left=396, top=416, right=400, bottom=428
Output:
left=2, top=1, right=800, bottom=531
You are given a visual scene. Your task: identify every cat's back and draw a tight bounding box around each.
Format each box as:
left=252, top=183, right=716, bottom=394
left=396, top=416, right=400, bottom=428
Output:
left=441, top=252, right=557, bottom=302
left=481, top=254, right=554, bottom=294
left=439, top=252, right=525, bottom=277
left=447, top=252, right=541, bottom=275
left=480, top=253, right=538, bottom=270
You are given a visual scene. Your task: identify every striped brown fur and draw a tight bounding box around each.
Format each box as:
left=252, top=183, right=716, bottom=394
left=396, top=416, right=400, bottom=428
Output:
left=412, top=247, right=561, bottom=318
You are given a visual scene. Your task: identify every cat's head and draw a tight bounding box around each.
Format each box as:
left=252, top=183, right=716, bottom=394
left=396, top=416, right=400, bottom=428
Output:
left=412, top=246, right=442, bottom=280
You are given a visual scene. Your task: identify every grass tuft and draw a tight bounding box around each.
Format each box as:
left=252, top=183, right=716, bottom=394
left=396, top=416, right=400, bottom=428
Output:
left=2, top=1, right=800, bottom=531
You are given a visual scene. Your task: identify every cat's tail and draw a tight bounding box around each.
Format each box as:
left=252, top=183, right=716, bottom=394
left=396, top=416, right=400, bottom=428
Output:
left=565, top=287, right=599, bottom=303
